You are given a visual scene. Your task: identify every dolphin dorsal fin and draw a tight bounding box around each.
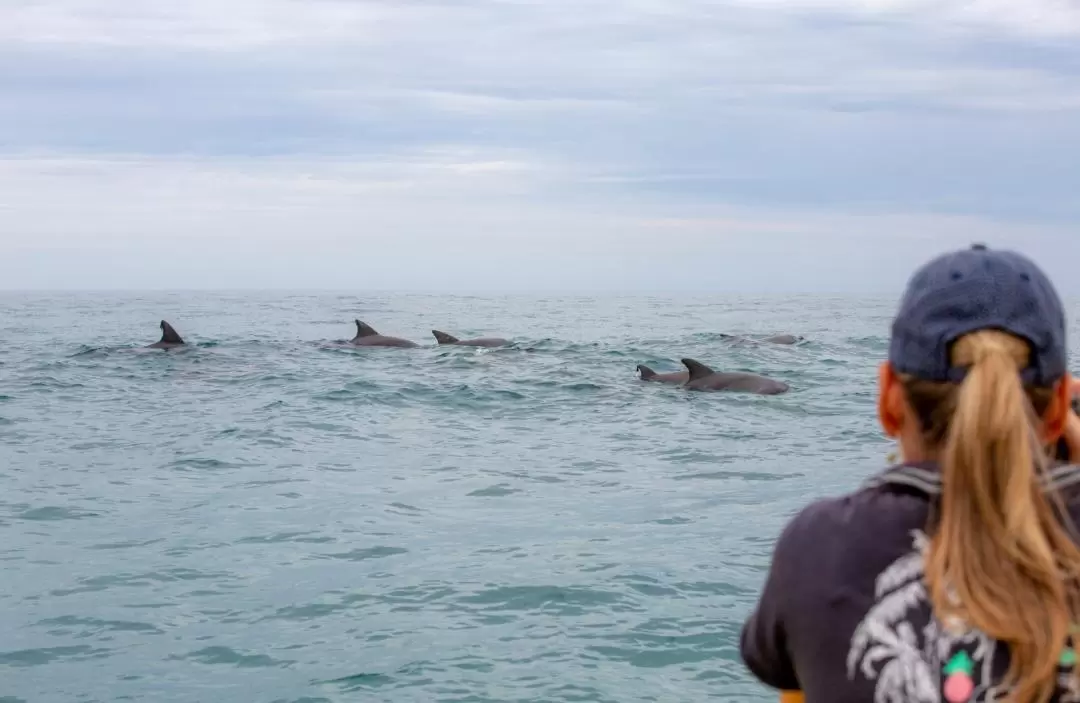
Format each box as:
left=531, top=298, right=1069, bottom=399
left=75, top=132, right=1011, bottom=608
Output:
left=354, top=320, right=378, bottom=338
left=636, top=364, right=657, bottom=380
left=681, top=358, right=714, bottom=382
left=432, top=330, right=459, bottom=344
left=160, top=320, right=184, bottom=344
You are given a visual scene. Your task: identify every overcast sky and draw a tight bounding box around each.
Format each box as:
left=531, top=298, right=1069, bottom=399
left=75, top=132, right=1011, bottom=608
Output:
left=2, top=0, right=1080, bottom=293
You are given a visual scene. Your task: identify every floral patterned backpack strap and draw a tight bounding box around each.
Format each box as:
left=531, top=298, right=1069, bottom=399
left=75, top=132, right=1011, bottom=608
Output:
left=863, top=463, right=1080, bottom=499
left=860, top=463, right=1080, bottom=702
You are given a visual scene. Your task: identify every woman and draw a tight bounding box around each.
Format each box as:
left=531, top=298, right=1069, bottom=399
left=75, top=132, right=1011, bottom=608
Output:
left=740, top=244, right=1080, bottom=703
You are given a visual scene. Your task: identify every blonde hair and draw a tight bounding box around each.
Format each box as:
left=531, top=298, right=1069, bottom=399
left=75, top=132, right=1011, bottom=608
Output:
left=900, top=329, right=1080, bottom=702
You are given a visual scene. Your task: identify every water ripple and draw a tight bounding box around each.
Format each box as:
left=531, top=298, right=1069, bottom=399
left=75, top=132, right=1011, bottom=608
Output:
left=0, top=292, right=934, bottom=702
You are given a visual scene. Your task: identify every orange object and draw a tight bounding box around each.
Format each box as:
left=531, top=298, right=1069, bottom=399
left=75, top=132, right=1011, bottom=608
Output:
left=779, top=692, right=805, bottom=703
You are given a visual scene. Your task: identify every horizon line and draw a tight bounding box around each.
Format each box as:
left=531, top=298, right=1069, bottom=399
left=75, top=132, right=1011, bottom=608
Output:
left=0, top=287, right=909, bottom=297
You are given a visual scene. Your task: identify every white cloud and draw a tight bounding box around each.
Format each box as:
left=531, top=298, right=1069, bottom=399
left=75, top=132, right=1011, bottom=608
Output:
left=2, top=0, right=1080, bottom=290
left=1, top=153, right=1075, bottom=292
left=729, top=0, right=1080, bottom=37
left=0, top=0, right=403, bottom=48
left=6, top=0, right=1079, bottom=117
left=6, top=0, right=1080, bottom=54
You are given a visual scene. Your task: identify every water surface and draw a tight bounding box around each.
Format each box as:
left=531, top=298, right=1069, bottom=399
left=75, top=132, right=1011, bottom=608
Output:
left=5, top=292, right=1062, bottom=702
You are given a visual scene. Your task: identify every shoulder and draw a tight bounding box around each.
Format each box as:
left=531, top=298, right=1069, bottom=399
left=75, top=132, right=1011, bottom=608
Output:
left=767, top=473, right=933, bottom=596
left=773, top=478, right=929, bottom=556
left=770, top=497, right=841, bottom=557
left=761, top=497, right=849, bottom=591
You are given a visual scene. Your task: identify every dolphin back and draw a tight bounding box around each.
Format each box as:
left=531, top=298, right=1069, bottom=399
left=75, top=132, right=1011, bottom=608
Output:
left=636, top=364, right=657, bottom=380
left=158, top=320, right=185, bottom=345
left=432, top=330, right=460, bottom=344
left=681, top=358, right=715, bottom=383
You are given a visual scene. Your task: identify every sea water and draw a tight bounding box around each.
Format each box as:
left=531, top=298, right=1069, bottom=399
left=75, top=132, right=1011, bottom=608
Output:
left=4, top=292, right=1068, bottom=702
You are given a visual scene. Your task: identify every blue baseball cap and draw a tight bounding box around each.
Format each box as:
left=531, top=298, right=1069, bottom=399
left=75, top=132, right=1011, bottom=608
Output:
left=889, top=243, right=1067, bottom=386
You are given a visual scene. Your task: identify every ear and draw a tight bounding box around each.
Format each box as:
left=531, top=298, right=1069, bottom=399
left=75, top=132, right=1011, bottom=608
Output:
left=877, top=362, right=905, bottom=438
left=1041, top=372, right=1073, bottom=444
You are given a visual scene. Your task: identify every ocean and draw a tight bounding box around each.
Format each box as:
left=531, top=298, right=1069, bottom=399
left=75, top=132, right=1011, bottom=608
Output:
left=3, top=291, right=1063, bottom=702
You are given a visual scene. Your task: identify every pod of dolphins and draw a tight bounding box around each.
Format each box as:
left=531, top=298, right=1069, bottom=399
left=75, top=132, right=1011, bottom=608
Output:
left=146, top=319, right=798, bottom=395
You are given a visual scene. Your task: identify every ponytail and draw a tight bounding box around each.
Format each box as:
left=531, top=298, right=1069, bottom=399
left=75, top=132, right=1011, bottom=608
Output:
left=909, top=330, right=1080, bottom=702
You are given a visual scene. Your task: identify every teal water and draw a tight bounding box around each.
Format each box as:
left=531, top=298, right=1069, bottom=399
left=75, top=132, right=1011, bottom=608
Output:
left=0, top=291, right=1027, bottom=702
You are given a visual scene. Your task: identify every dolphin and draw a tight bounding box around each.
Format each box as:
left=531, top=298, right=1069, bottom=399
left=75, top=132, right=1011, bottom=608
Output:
left=146, top=320, right=186, bottom=349
left=431, top=330, right=509, bottom=348
left=721, top=333, right=802, bottom=345
left=717, top=333, right=756, bottom=346
left=762, top=334, right=802, bottom=345
left=636, top=364, right=689, bottom=384
left=681, top=358, right=789, bottom=395
left=349, top=320, right=419, bottom=348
